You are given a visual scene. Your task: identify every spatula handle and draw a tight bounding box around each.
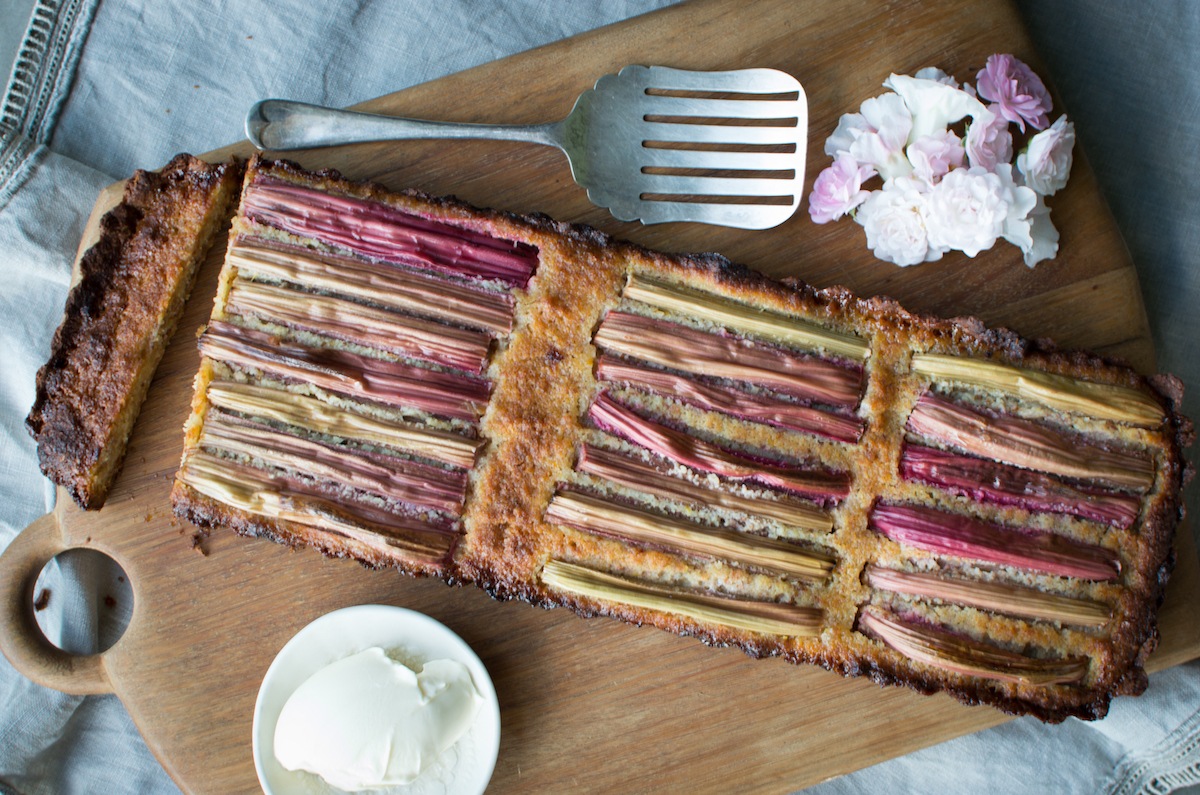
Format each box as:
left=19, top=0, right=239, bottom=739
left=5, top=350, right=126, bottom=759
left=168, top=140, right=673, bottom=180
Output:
left=0, top=510, right=113, bottom=695
left=245, top=99, right=562, bottom=151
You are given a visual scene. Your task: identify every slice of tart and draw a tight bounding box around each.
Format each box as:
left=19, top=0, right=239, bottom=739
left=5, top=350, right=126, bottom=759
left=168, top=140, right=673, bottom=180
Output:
left=27, top=154, right=242, bottom=509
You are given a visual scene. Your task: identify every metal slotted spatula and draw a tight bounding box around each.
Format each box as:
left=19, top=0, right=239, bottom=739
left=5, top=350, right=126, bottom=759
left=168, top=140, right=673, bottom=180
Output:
left=245, top=65, right=807, bottom=230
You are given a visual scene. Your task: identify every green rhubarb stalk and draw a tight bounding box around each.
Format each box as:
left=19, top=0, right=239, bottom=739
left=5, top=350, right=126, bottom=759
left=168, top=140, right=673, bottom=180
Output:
left=623, top=274, right=869, bottom=361
left=911, top=353, right=1164, bottom=426
left=545, top=490, right=834, bottom=582
left=205, top=380, right=481, bottom=469
left=542, top=559, right=823, bottom=637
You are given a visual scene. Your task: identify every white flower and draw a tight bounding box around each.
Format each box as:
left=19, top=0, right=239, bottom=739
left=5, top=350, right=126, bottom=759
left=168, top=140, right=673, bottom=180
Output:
left=906, top=130, right=964, bottom=187
left=824, top=112, right=871, bottom=158
left=822, top=94, right=913, bottom=180
left=855, top=177, right=943, bottom=267
left=924, top=166, right=1014, bottom=257
left=993, top=163, right=1040, bottom=258
left=965, top=106, right=1013, bottom=172
left=913, top=67, right=959, bottom=88
left=1021, top=193, right=1060, bottom=267
left=1017, top=115, right=1075, bottom=196
left=911, top=67, right=978, bottom=97
left=883, top=73, right=991, bottom=144
left=843, top=93, right=914, bottom=179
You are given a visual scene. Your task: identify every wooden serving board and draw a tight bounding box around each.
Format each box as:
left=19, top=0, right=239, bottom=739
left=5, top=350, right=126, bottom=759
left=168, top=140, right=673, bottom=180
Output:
left=2, top=0, right=1198, bottom=792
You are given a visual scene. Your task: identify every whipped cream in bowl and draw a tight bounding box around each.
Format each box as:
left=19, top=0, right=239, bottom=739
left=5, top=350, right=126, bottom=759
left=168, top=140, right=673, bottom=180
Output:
left=253, top=605, right=500, bottom=795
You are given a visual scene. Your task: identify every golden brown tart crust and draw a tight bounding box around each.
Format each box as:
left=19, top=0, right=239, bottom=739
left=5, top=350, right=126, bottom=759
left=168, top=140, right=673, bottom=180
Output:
left=27, top=153, right=242, bottom=509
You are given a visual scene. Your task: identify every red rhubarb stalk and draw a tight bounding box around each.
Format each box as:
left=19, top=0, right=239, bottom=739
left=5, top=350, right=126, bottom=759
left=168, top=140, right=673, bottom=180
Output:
left=900, top=444, right=1141, bottom=529
left=869, top=503, right=1120, bottom=581
left=202, top=414, right=468, bottom=514
left=200, top=321, right=489, bottom=423
left=179, top=450, right=459, bottom=568
left=242, top=178, right=538, bottom=288
left=576, top=444, right=832, bottom=531
left=595, top=354, right=863, bottom=442
left=858, top=609, right=1087, bottom=686
left=593, top=311, right=862, bottom=408
left=233, top=237, right=515, bottom=334
left=906, top=393, right=1154, bottom=492
left=588, top=392, right=850, bottom=501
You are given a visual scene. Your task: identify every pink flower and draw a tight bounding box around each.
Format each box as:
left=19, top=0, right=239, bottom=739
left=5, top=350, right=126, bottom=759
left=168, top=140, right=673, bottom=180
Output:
left=965, top=106, right=1013, bottom=172
left=976, top=54, right=1052, bottom=132
left=907, top=130, right=964, bottom=186
left=808, top=154, right=876, bottom=224
left=1017, top=115, right=1075, bottom=196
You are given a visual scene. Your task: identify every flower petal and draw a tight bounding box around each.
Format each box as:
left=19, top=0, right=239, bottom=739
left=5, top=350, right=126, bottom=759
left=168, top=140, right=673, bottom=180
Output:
left=884, top=74, right=991, bottom=144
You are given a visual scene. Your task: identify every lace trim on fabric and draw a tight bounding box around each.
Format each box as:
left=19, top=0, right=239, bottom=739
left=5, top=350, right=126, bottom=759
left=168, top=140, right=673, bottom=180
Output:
left=1108, top=705, right=1200, bottom=795
left=0, top=0, right=99, bottom=208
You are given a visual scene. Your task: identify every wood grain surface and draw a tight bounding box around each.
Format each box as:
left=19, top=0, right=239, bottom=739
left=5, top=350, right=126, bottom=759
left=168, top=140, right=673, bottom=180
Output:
left=4, top=0, right=1198, bottom=793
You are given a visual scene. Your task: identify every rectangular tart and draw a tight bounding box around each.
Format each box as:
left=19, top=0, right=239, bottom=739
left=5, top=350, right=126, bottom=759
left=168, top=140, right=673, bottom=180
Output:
left=27, top=154, right=242, bottom=509
left=171, top=155, right=1193, bottom=723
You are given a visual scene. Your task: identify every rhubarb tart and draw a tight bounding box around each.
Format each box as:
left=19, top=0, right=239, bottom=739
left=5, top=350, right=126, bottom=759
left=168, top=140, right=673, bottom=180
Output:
left=172, top=155, right=1192, bottom=722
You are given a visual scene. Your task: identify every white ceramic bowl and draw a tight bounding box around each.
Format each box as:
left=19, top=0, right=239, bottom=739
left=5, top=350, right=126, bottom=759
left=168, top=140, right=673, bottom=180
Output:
left=252, top=605, right=500, bottom=795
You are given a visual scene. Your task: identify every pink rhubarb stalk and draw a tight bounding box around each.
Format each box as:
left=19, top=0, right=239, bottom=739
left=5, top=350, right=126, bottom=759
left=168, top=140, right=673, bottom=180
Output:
left=202, top=413, right=468, bottom=514
left=595, top=354, right=863, bottom=442
left=577, top=444, right=832, bottom=531
left=593, top=311, right=862, bottom=408
left=869, top=503, right=1119, bottom=581
left=588, top=392, right=850, bottom=501
left=200, top=321, right=489, bottom=423
left=233, top=237, right=515, bottom=334
left=900, top=444, right=1141, bottom=529
left=242, top=178, right=538, bottom=288
left=864, top=565, right=1110, bottom=627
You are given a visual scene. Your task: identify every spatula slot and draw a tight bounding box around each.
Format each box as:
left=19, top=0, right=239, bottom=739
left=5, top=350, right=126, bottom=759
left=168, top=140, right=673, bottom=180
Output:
left=639, top=193, right=795, bottom=206
left=645, top=87, right=801, bottom=102
left=640, top=167, right=797, bottom=180
left=644, top=115, right=799, bottom=127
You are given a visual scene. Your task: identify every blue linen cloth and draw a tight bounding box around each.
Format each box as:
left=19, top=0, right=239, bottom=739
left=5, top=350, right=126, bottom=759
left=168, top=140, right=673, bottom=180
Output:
left=0, top=1, right=1196, bottom=793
